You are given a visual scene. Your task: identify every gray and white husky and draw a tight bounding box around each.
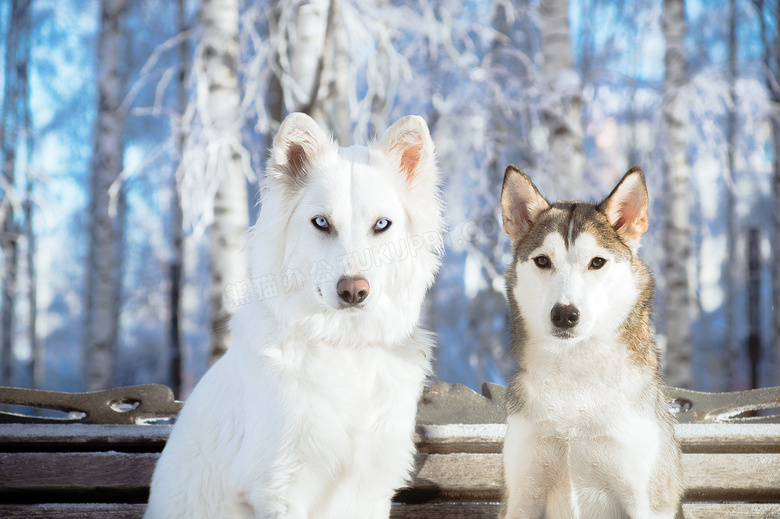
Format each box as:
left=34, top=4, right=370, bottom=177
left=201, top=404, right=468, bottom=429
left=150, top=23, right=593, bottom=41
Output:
left=499, top=166, right=683, bottom=519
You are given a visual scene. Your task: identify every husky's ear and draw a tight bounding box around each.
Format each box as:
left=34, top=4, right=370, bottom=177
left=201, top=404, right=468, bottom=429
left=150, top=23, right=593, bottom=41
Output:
left=501, top=165, right=550, bottom=242
left=270, top=112, right=333, bottom=187
left=380, top=115, right=436, bottom=188
left=598, top=166, right=649, bottom=250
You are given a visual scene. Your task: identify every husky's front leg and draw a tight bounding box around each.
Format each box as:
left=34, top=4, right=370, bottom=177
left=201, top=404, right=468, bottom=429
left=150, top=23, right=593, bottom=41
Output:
left=502, top=415, right=567, bottom=519
left=605, top=419, right=682, bottom=519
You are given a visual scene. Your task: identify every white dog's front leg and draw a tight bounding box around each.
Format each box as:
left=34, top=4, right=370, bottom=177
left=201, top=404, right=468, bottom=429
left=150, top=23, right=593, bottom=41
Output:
left=236, top=486, right=309, bottom=519
left=228, top=449, right=309, bottom=519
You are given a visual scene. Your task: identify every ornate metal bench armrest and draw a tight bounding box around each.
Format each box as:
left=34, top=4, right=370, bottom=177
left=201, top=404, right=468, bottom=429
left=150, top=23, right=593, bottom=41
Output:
left=0, top=384, right=182, bottom=425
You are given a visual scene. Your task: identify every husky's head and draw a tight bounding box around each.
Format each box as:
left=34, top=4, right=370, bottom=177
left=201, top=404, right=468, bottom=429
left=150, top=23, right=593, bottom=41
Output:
left=501, top=166, right=653, bottom=349
left=243, top=113, right=443, bottom=346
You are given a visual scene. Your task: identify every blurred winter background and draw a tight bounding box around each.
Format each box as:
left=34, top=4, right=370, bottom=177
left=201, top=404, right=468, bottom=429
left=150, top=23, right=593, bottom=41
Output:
left=0, top=0, right=777, bottom=398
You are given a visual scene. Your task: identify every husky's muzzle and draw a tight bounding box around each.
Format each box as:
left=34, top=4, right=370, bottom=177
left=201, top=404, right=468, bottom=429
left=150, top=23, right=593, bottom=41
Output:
left=550, top=303, right=579, bottom=338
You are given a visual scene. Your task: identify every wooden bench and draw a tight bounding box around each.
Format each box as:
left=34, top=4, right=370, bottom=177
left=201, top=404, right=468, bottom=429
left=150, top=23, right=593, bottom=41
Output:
left=1, top=382, right=779, bottom=518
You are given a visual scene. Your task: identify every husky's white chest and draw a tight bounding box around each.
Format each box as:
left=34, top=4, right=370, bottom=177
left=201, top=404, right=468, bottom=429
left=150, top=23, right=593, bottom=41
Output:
left=520, top=340, right=652, bottom=436
left=505, top=341, right=668, bottom=518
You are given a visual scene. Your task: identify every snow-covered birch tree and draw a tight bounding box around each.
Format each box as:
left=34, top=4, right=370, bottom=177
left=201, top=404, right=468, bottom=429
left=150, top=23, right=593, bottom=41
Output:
left=539, top=0, right=584, bottom=197
left=19, top=2, right=37, bottom=389
left=725, top=0, right=738, bottom=387
left=769, top=3, right=780, bottom=386
left=263, top=0, right=354, bottom=143
left=1, top=0, right=33, bottom=386
left=84, top=0, right=127, bottom=391
left=318, top=1, right=351, bottom=144
left=662, top=0, right=691, bottom=388
left=197, top=0, right=249, bottom=364
left=243, top=0, right=444, bottom=146
left=167, top=0, right=189, bottom=397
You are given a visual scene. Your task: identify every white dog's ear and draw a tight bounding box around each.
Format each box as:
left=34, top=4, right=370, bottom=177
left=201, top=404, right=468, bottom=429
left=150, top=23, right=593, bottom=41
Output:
left=598, top=166, right=649, bottom=250
left=270, top=112, right=333, bottom=187
left=380, top=115, right=436, bottom=189
left=501, top=165, right=550, bottom=242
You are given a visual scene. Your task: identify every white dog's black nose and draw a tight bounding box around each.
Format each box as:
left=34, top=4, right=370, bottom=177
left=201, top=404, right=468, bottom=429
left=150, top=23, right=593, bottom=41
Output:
left=337, top=276, right=370, bottom=305
left=551, top=303, right=579, bottom=329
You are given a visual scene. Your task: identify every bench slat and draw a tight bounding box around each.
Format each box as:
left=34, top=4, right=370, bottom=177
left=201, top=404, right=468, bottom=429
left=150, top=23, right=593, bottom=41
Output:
left=0, top=424, right=171, bottom=448
left=684, top=453, right=780, bottom=501
left=3, top=423, right=780, bottom=454
left=3, top=451, right=779, bottom=502
left=682, top=503, right=780, bottom=518
left=0, top=504, right=146, bottom=518
left=0, top=452, right=157, bottom=492
left=0, top=503, right=778, bottom=518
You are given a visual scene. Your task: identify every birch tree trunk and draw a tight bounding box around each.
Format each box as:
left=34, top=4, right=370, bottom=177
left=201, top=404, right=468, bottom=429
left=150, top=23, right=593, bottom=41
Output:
left=198, top=0, right=249, bottom=364
left=169, top=0, right=188, bottom=396
left=288, top=0, right=329, bottom=111
left=319, top=1, right=350, bottom=144
left=662, top=0, right=692, bottom=388
left=767, top=0, right=780, bottom=387
left=84, top=0, right=126, bottom=391
left=725, top=0, right=738, bottom=388
left=1, top=0, right=32, bottom=386
left=539, top=0, right=584, bottom=197
left=1, top=4, right=18, bottom=387
left=18, top=1, right=37, bottom=388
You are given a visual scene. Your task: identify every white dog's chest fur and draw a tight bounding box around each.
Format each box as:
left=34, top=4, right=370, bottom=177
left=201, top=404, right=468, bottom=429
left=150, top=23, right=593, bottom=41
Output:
left=239, top=336, right=430, bottom=517
left=248, top=336, right=427, bottom=486
left=147, top=329, right=431, bottom=519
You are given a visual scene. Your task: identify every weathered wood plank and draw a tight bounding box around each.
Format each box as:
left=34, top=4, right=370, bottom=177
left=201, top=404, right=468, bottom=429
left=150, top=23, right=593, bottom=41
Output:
left=415, top=423, right=780, bottom=454
left=407, top=453, right=502, bottom=501
left=0, top=452, right=157, bottom=492
left=4, top=423, right=780, bottom=454
left=0, top=504, right=146, bottom=518
left=682, top=503, right=780, bottom=518
left=0, top=502, right=778, bottom=518
left=392, top=503, right=500, bottom=518
left=2, top=451, right=779, bottom=503
left=0, top=424, right=172, bottom=450
left=683, top=453, right=780, bottom=501
left=675, top=423, right=780, bottom=453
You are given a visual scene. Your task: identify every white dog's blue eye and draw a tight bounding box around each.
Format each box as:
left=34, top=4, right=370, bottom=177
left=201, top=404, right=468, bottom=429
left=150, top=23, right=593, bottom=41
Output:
left=374, top=218, right=391, bottom=233
left=312, top=216, right=331, bottom=232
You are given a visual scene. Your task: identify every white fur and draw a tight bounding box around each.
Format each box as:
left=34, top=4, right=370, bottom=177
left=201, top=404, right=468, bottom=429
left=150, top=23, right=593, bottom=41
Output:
left=503, top=230, right=676, bottom=519
left=145, top=113, right=443, bottom=518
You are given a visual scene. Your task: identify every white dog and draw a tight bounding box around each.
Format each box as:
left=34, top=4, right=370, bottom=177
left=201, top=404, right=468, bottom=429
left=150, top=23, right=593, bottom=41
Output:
left=145, top=113, right=443, bottom=518
left=499, top=167, right=683, bottom=518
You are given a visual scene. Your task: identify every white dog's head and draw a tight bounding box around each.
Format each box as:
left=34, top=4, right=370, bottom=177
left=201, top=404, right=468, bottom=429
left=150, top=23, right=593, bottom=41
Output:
left=244, top=113, right=443, bottom=347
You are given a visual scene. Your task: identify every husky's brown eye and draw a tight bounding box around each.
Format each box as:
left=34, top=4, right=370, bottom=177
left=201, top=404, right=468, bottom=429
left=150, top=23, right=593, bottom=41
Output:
left=533, top=256, right=551, bottom=269
left=589, top=257, right=606, bottom=270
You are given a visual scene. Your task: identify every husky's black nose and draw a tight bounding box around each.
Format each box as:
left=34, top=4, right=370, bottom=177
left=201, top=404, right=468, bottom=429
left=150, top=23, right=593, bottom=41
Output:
left=337, top=276, right=370, bottom=305
left=551, top=303, right=579, bottom=329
